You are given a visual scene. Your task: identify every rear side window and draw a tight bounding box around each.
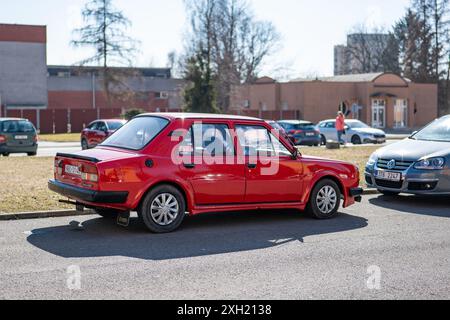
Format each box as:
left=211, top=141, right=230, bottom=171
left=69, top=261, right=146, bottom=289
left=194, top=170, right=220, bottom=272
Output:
left=236, top=125, right=291, bottom=157
left=1, top=120, right=35, bottom=133
left=101, top=117, right=169, bottom=150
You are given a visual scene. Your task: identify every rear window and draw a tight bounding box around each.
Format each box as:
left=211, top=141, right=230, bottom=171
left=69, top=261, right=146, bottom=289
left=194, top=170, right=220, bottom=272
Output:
left=282, top=122, right=315, bottom=130
left=101, top=117, right=169, bottom=150
left=1, top=120, right=35, bottom=133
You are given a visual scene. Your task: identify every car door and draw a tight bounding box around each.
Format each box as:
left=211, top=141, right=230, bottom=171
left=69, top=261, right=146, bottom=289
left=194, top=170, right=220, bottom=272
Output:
left=235, top=124, right=303, bottom=204
left=324, top=121, right=337, bottom=141
left=85, top=122, right=98, bottom=146
left=178, top=121, right=246, bottom=206
left=94, top=121, right=108, bottom=146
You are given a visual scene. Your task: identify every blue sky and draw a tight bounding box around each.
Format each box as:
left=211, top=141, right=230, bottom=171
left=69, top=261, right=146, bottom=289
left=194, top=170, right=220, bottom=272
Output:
left=0, top=0, right=411, bottom=78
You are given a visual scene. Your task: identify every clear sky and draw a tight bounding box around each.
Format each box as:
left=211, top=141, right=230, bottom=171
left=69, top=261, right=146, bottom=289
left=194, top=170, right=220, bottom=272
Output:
left=0, top=0, right=411, bottom=78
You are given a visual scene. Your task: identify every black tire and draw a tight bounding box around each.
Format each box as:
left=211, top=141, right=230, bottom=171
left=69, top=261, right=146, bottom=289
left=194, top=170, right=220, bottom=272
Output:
left=306, top=179, right=341, bottom=219
left=351, top=135, right=362, bottom=145
left=81, top=139, right=89, bottom=150
left=378, top=190, right=400, bottom=197
left=2, top=153, right=9, bottom=157
left=138, top=185, right=186, bottom=233
left=95, top=208, right=122, bottom=219
left=27, top=152, right=37, bottom=156
left=320, top=135, right=327, bottom=146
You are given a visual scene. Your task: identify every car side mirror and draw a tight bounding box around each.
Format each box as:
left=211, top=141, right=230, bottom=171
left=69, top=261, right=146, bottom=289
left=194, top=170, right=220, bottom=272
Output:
left=292, top=148, right=300, bottom=160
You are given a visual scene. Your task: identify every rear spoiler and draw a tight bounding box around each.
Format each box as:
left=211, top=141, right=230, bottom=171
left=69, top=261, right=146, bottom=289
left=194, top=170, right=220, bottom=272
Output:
left=56, top=153, right=101, bottom=163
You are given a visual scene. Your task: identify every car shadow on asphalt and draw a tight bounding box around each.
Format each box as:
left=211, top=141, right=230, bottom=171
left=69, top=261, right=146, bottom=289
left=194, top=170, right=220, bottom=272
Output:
left=27, top=210, right=368, bottom=261
left=369, top=195, right=450, bottom=218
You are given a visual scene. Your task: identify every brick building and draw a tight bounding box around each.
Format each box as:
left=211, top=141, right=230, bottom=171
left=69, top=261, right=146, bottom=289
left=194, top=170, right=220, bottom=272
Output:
left=231, top=73, right=438, bottom=131
left=0, top=23, right=185, bottom=133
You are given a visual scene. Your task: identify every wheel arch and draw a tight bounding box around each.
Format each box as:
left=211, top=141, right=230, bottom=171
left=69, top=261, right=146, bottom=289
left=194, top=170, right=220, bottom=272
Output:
left=306, top=173, right=346, bottom=204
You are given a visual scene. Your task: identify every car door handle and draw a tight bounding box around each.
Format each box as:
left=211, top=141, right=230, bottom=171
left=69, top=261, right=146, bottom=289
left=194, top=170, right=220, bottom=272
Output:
left=183, top=163, right=196, bottom=169
left=247, top=163, right=257, bottom=169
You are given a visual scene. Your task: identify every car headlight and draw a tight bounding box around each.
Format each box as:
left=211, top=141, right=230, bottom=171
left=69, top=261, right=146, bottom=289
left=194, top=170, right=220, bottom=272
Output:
left=414, top=157, right=445, bottom=170
left=367, top=153, right=378, bottom=166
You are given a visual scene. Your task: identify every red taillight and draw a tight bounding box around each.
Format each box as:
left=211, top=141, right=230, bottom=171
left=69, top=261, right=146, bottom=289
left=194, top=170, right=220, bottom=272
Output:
left=289, top=130, right=303, bottom=135
left=0, top=135, right=6, bottom=143
left=34, top=135, right=39, bottom=143
left=79, top=163, right=99, bottom=183
left=54, top=159, right=63, bottom=175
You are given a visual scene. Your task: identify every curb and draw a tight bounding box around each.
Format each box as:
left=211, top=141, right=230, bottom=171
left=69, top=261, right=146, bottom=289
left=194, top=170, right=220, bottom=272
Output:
left=0, top=210, right=94, bottom=221
left=1, top=189, right=380, bottom=221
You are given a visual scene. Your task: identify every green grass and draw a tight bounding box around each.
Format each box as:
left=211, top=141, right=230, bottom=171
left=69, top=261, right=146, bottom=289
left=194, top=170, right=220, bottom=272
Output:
left=39, top=133, right=80, bottom=143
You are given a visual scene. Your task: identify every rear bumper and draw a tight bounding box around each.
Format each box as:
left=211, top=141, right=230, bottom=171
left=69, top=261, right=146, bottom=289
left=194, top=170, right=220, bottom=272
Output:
left=290, top=136, right=321, bottom=145
left=0, top=144, right=38, bottom=153
left=48, top=180, right=128, bottom=204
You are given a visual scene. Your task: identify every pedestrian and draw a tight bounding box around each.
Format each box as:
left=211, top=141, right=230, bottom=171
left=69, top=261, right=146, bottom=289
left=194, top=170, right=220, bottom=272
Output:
left=336, top=111, right=346, bottom=145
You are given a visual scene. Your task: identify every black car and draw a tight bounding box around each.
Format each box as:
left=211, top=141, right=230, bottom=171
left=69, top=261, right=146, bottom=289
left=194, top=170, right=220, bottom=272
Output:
left=277, top=120, right=321, bottom=146
left=0, top=118, right=38, bottom=156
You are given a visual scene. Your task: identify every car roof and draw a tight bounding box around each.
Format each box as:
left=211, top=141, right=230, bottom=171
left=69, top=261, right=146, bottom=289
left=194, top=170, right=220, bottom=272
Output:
left=138, top=113, right=262, bottom=122
left=0, top=118, right=28, bottom=122
left=278, top=120, right=313, bottom=124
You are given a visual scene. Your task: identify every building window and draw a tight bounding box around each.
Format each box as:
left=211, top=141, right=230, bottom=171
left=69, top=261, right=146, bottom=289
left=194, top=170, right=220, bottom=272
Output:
left=155, top=92, right=169, bottom=99
left=243, top=100, right=250, bottom=109
left=394, top=99, right=408, bottom=128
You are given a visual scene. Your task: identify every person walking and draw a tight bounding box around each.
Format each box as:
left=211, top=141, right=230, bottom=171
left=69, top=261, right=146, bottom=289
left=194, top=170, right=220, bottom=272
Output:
left=336, top=111, right=346, bottom=145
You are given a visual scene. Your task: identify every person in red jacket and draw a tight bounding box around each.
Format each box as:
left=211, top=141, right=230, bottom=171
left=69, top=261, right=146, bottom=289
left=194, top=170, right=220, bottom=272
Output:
left=336, top=111, right=346, bottom=145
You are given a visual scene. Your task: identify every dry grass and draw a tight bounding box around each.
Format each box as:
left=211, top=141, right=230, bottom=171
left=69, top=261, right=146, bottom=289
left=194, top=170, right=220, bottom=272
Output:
left=0, top=157, right=71, bottom=213
left=0, top=146, right=378, bottom=213
left=39, top=133, right=80, bottom=142
left=300, top=146, right=379, bottom=185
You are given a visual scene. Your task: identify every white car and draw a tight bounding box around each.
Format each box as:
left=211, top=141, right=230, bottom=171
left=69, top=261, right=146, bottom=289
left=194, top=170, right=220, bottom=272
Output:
left=317, top=119, right=386, bottom=145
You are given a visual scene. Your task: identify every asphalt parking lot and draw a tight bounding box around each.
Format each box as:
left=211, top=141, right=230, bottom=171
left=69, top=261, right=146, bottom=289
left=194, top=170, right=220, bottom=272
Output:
left=0, top=194, right=449, bottom=300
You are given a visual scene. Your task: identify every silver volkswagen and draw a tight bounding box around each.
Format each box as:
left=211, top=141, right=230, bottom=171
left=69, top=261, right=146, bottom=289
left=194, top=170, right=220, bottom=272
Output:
left=365, top=115, right=450, bottom=196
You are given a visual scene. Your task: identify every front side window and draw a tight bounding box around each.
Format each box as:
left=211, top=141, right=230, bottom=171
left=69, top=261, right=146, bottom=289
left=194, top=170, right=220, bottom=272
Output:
left=101, top=117, right=169, bottom=150
left=236, top=125, right=291, bottom=157
left=412, top=116, right=450, bottom=142
left=97, top=122, right=107, bottom=132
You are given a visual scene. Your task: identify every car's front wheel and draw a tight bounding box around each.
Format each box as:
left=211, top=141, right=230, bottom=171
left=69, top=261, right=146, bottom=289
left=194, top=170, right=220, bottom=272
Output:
left=81, top=139, right=89, bottom=150
left=320, top=135, right=327, bottom=145
left=307, top=179, right=341, bottom=219
left=2, top=153, right=9, bottom=157
left=138, top=185, right=186, bottom=233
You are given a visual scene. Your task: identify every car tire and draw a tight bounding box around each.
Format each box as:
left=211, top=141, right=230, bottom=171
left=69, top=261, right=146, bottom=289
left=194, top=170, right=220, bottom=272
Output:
left=306, top=179, right=341, bottom=219
left=351, top=135, right=362, bottom=145
left=27, top=152, right=37, bottom=156
left=379, top=190, right=400, bottom=197
left=81, top=139, right=89, bottom=150
left=2, top=153, right=9, bottom=157
left=95, top=208, right=122, bottom=219
left=320, top=135, right=327, bottom=146
left=138, top=185, right=186, bottom=233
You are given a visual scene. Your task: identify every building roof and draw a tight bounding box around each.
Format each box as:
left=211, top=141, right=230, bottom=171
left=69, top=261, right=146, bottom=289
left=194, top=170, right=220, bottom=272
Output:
left=138, top=113, right=262, bottom=121
left=47, top=65, right=171, bottom=79
left=291, top=73, right=385, bottom=83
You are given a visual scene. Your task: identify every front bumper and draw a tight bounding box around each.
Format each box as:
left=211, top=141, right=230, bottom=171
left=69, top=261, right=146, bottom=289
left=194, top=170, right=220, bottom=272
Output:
left=48, top=180, right=129, bottom=204
left=365, top=164, right=450, bottom=195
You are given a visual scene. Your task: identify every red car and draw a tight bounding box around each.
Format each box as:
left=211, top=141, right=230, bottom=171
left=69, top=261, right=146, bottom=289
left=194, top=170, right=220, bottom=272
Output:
left=49, top=113, right=362, bottom=233
left=81, top=119, right=127, bottom=150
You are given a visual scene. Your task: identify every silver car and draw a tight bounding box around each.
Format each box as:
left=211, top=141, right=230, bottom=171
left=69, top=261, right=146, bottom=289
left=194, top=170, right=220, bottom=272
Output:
left=318, top=119, right=386, bottom=145
left=365, top=115, right=450, bottom=196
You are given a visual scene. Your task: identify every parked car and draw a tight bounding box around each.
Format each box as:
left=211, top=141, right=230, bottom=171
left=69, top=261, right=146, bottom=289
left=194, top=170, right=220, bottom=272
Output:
left=81, top=119, right=127, bottom=150
left=366, top=115, right=450, bottom=196
left=48, top=113, right=362, bottom=233
left=318, top=119, right=386, bottom=145
left=277, top=120, right=321, bottom=146
left=0, top=118, right=38, bottom=156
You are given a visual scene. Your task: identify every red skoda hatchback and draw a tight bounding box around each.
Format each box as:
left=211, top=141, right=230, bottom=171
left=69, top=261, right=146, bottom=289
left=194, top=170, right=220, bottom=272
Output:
left=49, top=113, right=362, bottom=233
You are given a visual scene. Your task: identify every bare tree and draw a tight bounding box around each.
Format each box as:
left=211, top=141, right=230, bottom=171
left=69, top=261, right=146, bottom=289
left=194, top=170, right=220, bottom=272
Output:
left=182, top=0, right=280, bottom=111
left=72, top=0, right=139, bottom=107
left=345, top=24, right=399, bottom=74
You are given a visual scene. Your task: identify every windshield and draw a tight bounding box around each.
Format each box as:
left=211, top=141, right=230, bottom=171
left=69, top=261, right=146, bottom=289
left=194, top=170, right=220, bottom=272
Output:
left=1, top=120, right=35, bottom=133
left=412, top=117, right=450, bottom=142
left=101, top=117, right=169, bottom=150
left=346, top=121, right=370, bottom=129
left=107, top=121, right=125, bottom=131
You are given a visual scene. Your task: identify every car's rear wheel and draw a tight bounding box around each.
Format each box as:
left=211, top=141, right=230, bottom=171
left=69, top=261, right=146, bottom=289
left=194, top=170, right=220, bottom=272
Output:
left=2, top=153, right=9, bottom=157
left=81, top=139, right=89, bottom=150
left=307, top=179, right=341, bottom=219
left=351, top=135, right=362, bottom=145
left=27, top=152, right=37, bottom=156
left=95, top=208, right=122, bottom=219
left=320, top=135, right=327, bottom=145
left=138, top=185, right=186, bottom=233
left=378, top=190, right=400, bottom=196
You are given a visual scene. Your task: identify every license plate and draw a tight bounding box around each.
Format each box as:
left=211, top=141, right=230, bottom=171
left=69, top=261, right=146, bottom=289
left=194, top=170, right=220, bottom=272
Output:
left=374, top=170, right=401, bottom=182
left=15, top=135, right=28, bottom=140
left=306, top=132, right=315, bottom=136
left=65, top=165, right=81, bottom=176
